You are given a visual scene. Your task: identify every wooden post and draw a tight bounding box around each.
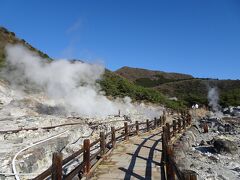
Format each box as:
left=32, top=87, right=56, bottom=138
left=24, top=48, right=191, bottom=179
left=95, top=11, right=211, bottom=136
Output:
left=136, top=121, right=139, bottom=135
left=183, top=118, right=186, bottom=130
left=162, top=126, right=168, bottom=180
left=51, top=152, right=62, bottom=180
left=163, top=115, right=166, bottom=125
left=161, top=133, right=166, bottom=163
left=180, top=110, right=183, bottom=117
left=154, top=118, right=157, bottom=129
left=111, top=127, right=116, bottom=148
left=186, top=115, right=189, bottom=125
left=100, top=132, right=106, bottom=156
left=185, top=115, right=189, bottom=125
left=83, top=139, right=90, bottom=174
left=182, top=170, right=198, bottom=180
left=162, top=126, right=167, bottom=143
left=124, top=122, right=129, bottom=140
left=203, top=123, right=208, bottom=133
left=188, top=114, right=192, bottom=125
left=166, top=145, right=176, bottom=180
left=178, top=119, right=181, bottom=132
left=166, top=123, right=171, bottom=141
left=173, top=120, right=177, bottom=137
left=146, top=119, right=150, bottom=132
left=159, top=116, right=162, bottom=126
left=162, top=126, right=168, bottom=163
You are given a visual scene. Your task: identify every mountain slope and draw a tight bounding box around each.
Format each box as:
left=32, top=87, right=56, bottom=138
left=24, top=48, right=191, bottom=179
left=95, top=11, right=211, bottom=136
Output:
left=0, top=26, right=51, bottom=67
left=115, top=67, right=240, bottom=107
left=115, top=66, right=194, bottom=87
left=2, top=26, right=238, bottom=108
left=0, top=26, right=184, bottom=110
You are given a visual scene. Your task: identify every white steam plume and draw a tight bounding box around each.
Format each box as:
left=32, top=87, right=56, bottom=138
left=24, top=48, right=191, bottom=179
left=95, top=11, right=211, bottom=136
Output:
left=208, top=87, right=221, bottom=112
left=3, top=44, right=163, bottom=118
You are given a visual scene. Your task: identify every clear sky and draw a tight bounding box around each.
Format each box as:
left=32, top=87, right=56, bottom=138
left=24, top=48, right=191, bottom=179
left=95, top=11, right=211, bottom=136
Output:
left=1, top=0, right=240, bottom=79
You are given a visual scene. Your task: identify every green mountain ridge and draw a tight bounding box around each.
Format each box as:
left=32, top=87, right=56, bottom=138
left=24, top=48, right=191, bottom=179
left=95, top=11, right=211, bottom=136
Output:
left=115, top=67, right=240, bottom=107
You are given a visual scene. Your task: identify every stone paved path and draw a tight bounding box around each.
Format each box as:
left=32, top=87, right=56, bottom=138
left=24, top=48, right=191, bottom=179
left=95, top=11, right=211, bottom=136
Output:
left=90, top=129, right=163, bottom=180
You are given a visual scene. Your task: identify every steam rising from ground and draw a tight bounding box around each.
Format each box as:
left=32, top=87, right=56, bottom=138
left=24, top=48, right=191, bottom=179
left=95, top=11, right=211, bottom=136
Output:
left=3, top=44, right=162, bottom=118
left=208, top=87, right=221, bottom=112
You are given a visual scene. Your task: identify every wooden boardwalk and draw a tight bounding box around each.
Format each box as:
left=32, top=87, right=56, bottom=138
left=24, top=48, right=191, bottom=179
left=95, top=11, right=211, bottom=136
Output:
left=90, top=128, right=164, bottom=180
left=33, top=115, right=193, bottom=180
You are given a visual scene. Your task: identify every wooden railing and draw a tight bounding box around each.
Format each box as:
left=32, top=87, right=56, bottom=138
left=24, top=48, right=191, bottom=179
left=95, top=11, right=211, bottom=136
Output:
left=33, top=116, right=167, bottom=180
left=161, top=112, right=198, bottom=180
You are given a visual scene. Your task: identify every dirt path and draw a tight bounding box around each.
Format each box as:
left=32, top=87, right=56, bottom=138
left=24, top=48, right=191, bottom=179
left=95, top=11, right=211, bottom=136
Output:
left=90, top=128, right=163, bottom=180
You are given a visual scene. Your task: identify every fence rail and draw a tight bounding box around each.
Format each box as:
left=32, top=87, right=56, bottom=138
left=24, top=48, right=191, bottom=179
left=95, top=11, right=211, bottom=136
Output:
left=33, top=110, right=196, bottom=180
left=33, top=115, right=166, bottom=180
left=161, top=112, right=197, bottom=180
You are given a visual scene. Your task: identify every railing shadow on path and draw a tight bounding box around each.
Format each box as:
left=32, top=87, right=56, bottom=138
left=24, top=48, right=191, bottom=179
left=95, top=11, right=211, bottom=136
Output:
left=119, top=131, right=163, bottom=180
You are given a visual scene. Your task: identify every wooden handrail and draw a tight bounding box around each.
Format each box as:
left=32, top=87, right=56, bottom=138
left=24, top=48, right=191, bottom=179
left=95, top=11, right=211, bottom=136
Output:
left=89, top=138, right=100, bottom=149
left=33, top=168, right=51, bottom=180
left=63, top=149, right=84, bottom=165
left=52, top=152, right=62, bottom=180
left=111, top=127, right=116, bottom=148
left=124, top=122, right=129, bottom=140
left=33, top=148, right=85, bottom=179
left=116, top=133, right=125, bottom=140
left=115, top=126, right=125, bottom=132
left=136, top=121, right=139, bottom=135
left=64, top=161, right=85, bottom=180
left=138, top=122, right=147, bottom=125
left=34, top=115, right=193, bottom=180
left=168, top=156, right=184, bottom=180
left=100, top=132, right=106, bottom=156
left=90, top=149, right=101, bottom=162
left=161, top=113, right=198, bottom=180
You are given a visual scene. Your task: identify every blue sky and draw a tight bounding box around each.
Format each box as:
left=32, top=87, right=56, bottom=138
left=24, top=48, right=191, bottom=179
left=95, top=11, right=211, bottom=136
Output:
left=1, top=0, right=240, bottom=79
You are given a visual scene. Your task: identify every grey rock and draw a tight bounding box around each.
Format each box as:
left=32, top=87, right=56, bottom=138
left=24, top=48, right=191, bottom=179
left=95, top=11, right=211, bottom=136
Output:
left=224, top=124, right=232, bottom=132
left=180, top=131, right=196, bottom=150
left=18, top=153, right=39, bottom=173
left=9, top=137, right=23, bottom=144
left=232, top=167, right=240, bottom=173
left=189, top=125, right=201, bottom=136
left=206, top=167, right=214, bottom=174
left=213, top=137, right=238, bottom=154
left=0, top=175, right=6, bottom=180
left=208, top=155, right=219, bottom=163
left=199, top=140, right=206, bottom=146
left=174, top=148, right=186, bottom=160
left=217, top=174, right=228, bottom=180
left=218, top=126, right=225, bottom=132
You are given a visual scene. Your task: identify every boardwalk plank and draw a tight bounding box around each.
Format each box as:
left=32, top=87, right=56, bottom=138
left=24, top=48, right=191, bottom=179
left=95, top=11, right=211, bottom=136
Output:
left=90, top=129, right=163, bottom=180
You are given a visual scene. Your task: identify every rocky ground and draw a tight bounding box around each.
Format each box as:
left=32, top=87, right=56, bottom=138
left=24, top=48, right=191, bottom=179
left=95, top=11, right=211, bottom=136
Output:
left=0, top=80, right=163, bottom=180
left=174, top=111, right=240, bottom=180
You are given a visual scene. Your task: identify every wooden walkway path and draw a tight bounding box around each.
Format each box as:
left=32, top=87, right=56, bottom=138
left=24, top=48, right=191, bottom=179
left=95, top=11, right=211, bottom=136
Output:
left=90, top=128, right=164, bottom=180
left=33, top=114, right=193, bottom=180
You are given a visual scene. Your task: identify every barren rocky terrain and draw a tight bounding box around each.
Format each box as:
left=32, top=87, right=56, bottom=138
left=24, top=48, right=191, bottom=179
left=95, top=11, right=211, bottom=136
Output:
left=0, top=79, right=164, bottom=180
left=174, top=111, right=240, bottom=180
